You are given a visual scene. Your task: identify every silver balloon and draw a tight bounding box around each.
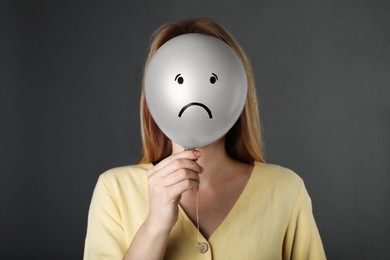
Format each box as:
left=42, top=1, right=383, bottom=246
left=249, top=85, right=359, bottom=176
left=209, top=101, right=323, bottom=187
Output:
left=144, top=33, right=247, bottom=149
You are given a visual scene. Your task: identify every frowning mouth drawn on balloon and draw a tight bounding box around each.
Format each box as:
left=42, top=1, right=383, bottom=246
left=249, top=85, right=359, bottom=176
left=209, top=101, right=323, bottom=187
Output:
left=178, top=102, right=213, bottom=119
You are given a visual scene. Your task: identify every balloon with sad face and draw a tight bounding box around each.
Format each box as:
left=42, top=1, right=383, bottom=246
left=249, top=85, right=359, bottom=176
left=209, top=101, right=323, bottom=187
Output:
left=145, top=33, right=247, bottom=149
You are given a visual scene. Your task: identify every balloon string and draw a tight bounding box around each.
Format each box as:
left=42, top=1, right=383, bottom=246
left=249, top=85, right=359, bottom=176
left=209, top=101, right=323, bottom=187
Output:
left=196, top=190, right=200, bottom=257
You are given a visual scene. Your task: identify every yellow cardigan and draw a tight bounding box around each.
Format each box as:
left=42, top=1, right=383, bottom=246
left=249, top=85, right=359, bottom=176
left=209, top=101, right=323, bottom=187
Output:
left=84, top=162, right=326, bottom=259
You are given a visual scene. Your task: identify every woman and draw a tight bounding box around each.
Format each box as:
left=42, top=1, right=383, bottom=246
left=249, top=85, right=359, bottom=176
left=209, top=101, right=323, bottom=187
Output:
left=84, top=17, right=326, bottom=259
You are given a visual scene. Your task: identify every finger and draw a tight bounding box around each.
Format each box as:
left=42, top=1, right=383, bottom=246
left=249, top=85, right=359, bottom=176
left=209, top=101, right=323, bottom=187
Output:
left=167, top=179, right=200, bottom=197
left=161, top=168, right=200, bottom=187
left=148, top=149, right=201, bottom=176
left=158, top=158, right=203, bottom=179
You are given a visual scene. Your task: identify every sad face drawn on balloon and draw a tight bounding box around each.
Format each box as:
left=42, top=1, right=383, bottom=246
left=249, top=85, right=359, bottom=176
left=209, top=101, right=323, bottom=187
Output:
left=145, top=33, right=248, bottom=149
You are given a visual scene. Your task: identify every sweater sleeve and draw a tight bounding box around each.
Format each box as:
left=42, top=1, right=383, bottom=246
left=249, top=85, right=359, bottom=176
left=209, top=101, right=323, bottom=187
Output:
left=83, top=173, right=127, bottom=260
left=283, top=180, right=326, bottom=260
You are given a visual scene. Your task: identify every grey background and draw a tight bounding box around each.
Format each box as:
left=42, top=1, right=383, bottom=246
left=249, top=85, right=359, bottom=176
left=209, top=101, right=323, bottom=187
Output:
left=1, top=0, right=389, bottom=259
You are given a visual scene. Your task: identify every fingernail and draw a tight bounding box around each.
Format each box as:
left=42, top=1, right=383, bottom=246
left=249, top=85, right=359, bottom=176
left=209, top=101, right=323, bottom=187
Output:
left=193, top=150, right=201, bottom=157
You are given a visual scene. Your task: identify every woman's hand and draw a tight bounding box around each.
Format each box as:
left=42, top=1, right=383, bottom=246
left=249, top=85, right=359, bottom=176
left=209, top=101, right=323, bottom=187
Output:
left=145, top=149, right=203, bottom=232
left=124, top=150, right=203, bottom=260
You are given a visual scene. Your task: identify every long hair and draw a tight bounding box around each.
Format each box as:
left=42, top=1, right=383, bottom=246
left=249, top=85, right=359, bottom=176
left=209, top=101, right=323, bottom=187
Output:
left=139, top=17, right=265, bottom=164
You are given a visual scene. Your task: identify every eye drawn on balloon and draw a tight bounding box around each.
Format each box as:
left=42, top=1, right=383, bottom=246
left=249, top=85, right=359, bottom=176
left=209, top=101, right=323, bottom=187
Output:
left=177, top=73, right=216, bottom=119
left=210, top=73, right=218, bottom=84
left=175, top=73, right=184, bottom=84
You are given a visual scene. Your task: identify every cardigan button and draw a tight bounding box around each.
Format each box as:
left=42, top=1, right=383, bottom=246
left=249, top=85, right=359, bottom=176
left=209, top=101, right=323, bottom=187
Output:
left=198, top=242, right=209, bottom=254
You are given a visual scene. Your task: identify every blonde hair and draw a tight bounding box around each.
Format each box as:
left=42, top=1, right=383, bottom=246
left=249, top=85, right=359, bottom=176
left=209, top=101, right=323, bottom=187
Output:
left=139, top=17, right=265, bottom=164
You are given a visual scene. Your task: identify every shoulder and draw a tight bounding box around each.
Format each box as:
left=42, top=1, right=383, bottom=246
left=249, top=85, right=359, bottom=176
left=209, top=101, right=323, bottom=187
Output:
left=96, top=163, right=153, bottom=193
left=251, top=162, right=305, bottom=200
left=253, top=162, right=303, bottom=185
left=101, top=163, right=153, bottom=179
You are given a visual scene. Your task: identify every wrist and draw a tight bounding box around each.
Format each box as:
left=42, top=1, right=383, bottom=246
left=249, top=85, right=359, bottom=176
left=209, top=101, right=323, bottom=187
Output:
left=144, top=216, right=173, bottom=237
